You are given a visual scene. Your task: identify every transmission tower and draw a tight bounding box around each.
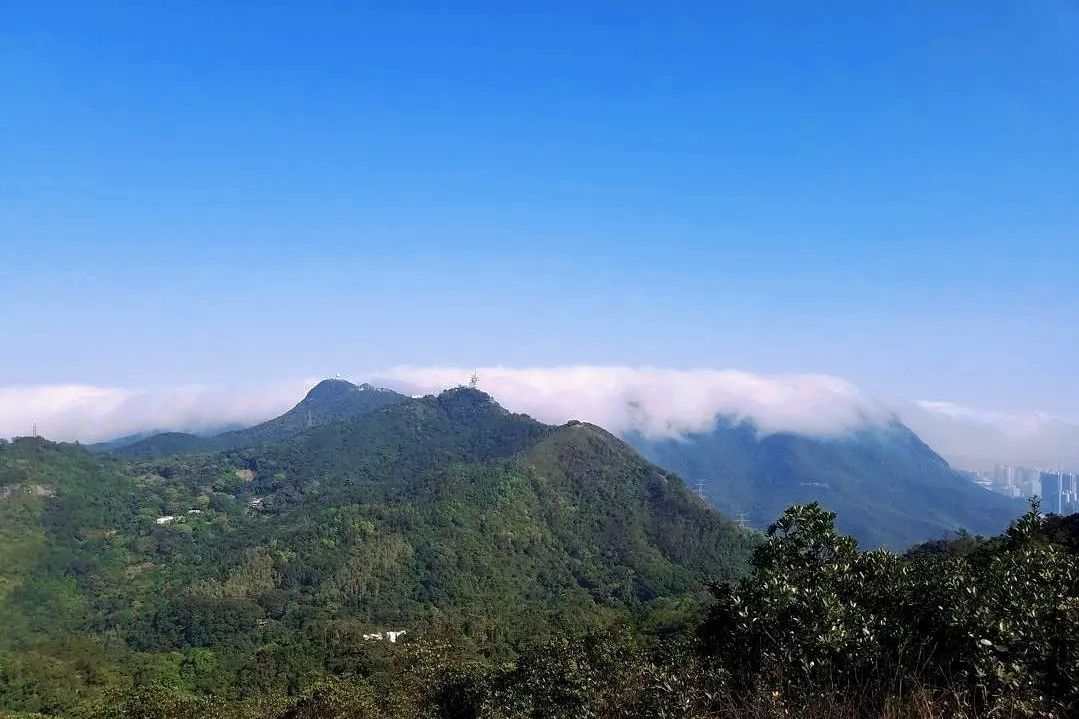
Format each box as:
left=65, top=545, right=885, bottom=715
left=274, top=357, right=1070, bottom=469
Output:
left=735, top=513, right=750, bottom=530
left=694, top=480, right=706, bottom=499
left=469, top=368, right=480, bottom=389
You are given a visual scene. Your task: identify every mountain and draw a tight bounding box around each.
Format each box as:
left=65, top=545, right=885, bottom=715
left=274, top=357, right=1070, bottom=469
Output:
left=627, top=416, right=1025, bottom=550
left=196, top=387, right=752, bottom=597
left=90, top=429, right=169, bottom=451
left=105, top=379, right=410, bottom=458
left=90, top=424, right=249, bottom=452
left=94, top=378, right=1021, bottom=549
left=0, top=389, right=755, bottom=712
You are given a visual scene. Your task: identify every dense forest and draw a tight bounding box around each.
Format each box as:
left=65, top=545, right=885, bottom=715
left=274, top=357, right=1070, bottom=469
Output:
left=0, top=386, right=754, bottom=717
left=2, top=386, right=1076, bottom=717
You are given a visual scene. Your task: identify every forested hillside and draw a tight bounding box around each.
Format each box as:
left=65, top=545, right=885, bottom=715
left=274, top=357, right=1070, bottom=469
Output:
left=4, top=384, right=1072, bottom=718
left=4, top=431, right=1077, bottom=719
left=0, top=388, right=755, bottom=715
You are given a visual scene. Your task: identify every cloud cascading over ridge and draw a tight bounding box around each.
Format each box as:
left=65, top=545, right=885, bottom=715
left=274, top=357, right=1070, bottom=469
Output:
left=0, top=368, right=890, bottom=443
left=2, top=367, right=1076, bottom=468
left=374, top=367, right=1079, bottom=467
left=371, top=366, right=893, bottom=438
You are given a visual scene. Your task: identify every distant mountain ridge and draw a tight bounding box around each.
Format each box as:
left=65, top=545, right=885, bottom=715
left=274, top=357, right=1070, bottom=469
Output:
left=90, top=423, right=248, bottom=452
left=100, top=379, right=409, bottom=458
left=626, top=415, right=1025, bottom=550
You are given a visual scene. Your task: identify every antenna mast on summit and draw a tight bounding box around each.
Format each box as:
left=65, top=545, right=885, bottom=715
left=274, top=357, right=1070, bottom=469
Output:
left=469, top=368, right=480, bottom=389
left=694, top=480, right=706, bottom=499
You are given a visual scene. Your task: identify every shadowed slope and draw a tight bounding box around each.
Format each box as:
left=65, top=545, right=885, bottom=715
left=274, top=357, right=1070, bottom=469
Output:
left=628, top=417, right=1024, bottom=549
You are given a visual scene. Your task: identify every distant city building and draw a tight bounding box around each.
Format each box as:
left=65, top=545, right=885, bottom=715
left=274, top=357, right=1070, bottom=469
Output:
left=965, top=464, right=1078, bottom=512
left=1036, top=471, right=1078, bottom=514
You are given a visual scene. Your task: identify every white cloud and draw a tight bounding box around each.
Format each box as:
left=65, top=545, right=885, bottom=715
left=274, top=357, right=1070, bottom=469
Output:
left=0, top=381, right=313, bottom=443
left=3, top=367, right=1076, bottom=470
left=371, top=366, right=893, bottom=438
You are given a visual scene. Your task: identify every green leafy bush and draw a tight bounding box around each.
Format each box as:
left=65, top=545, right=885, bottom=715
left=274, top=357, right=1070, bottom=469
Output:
left=701, top=501, right=1079, bottom=717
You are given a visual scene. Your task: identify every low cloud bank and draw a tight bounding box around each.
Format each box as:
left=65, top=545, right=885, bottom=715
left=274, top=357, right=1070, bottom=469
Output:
left=0, top=368, right=890, bottom=444
left=372, top=366, right=893, bottom=438
left=0, top=382, right=311, bottom=443
left=3, top=367, right=1076, bottom=469
left=373, top=368, right=1079, bottom=468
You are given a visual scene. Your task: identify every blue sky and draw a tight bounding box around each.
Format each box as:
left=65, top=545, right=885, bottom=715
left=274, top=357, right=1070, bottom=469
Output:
left=2, top=0, right=1077, bottom=415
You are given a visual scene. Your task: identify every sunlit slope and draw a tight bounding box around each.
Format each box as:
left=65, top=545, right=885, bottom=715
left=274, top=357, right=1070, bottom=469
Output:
left=0, top=390, right=755, bottom=708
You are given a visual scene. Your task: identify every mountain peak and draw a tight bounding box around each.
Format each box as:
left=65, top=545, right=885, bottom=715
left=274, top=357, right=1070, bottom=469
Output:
left=108, top=380, right=409, bottom=459
left=303, top=378, right=360, bottom=402
left=290, top=379, right=409, bottom=424
left=530, top=421, right=646, bottom=477
left=434, top=386, right=509, bottom=418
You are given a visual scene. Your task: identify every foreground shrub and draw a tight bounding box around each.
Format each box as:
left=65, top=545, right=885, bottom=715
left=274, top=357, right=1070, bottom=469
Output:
left=701, top=501, right=1079, bottom=717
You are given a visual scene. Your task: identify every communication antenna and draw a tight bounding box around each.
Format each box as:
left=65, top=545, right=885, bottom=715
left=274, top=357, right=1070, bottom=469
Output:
left=469, top=368, right=480, bottom=389
left=735, top=513, right=750, bottom=530
left=32, top=423, right=37, bottom=438
left=694, top=479, right=706, bottom=499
